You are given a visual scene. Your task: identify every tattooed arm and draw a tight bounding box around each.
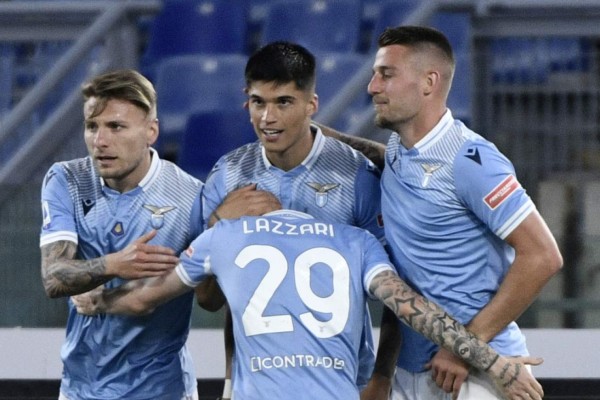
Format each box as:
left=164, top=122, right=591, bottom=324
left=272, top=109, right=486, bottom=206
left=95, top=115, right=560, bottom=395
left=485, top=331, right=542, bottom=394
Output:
left=369, top=270, right=544, bottom=400
left=41, top=230, right=179, bottom=298
left=314, top=122, right=386, bottom=170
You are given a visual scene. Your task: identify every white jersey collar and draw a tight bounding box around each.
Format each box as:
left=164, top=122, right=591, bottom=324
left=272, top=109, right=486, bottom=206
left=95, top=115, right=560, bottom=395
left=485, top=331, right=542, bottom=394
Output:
left=100, top=147, right=160, bottom=192
left=260, top=124, right=325, bottom=170
left=412, top=109, right=454, bottom=153
left=264, top=209, right=314, bottom=219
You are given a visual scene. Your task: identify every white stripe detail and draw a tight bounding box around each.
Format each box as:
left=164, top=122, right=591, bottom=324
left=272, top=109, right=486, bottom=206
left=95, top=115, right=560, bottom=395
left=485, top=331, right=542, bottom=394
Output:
left=175, top=263, right=197, bottom=288
left=496, top=202, right=535, bottom=239
left=364, top=263, right=395, bottom=299
left=39, top=231, right=78, bottom=247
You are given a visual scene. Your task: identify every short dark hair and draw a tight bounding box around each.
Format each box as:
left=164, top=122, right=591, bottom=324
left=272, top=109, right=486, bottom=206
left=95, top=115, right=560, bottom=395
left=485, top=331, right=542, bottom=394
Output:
left=245, top=41, right=316, bottom=91
left=378, top=25, right=454, bottom=65
left=81, top=69, right=157, bottom=119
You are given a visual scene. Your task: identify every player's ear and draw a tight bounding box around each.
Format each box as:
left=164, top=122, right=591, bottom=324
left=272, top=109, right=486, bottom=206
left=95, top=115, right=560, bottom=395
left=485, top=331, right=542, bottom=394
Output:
left=306, top=93, right=318, bottom=116
left=147, top=118, right=159, bottom=146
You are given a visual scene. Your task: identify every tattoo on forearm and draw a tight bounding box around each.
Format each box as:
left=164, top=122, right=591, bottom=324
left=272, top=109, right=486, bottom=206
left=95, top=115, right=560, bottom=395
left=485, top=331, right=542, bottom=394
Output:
left=370, top=271, right=500, bottom=372
left=41, top=241, right=110, bottom=297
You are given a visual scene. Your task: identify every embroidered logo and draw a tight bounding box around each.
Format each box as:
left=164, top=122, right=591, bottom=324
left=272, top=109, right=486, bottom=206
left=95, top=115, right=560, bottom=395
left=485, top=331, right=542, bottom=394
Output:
left=420, top=163, right=442, bottom=187
left=112, top=222, right=124, bottom=236
left=465, top=147, right=482, bottom=165
left=143, top=205, right=177, bottom=229
left=82, top=199, right=95, bottom=216
left=306, top=182, right=340, bottom=208
left=484, top=175, right=520, bottom=210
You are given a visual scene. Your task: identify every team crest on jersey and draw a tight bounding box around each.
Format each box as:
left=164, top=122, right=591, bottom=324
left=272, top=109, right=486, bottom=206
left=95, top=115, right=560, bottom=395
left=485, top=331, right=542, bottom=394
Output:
left=484, top=175, right=520, bottom=210
left=112, top=222, right=125, bottom=236
left=306, top=182, right=340, bottom=208
left=143, top=204, right=177, bottom=229
left=420, top=163, right=442, bottom=187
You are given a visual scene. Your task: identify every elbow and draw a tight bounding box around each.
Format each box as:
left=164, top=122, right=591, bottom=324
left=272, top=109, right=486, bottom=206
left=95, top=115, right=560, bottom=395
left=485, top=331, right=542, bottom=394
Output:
left=547, top=246, right=564, bottom=275
left=537, top=247, right=563, bottom=280
left=196, top=296, right=225, bottom=312
left=196, top=285, right=226, bottom=312
left=128, top=298, right=156, bottom=316
left=43, top=282, right=67, bottom=299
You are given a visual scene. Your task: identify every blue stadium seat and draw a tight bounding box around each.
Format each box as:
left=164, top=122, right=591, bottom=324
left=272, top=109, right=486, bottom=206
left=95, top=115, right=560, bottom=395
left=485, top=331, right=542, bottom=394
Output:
left=316, top=52, right=370, bottom=130
left=448, top=52, right=472, bottom=125
left=429, top=11, right=472, bottom=55
left=0, top=44, right=15, bottom=118
left=260, top=0, right=363, bottom=53
left=141, top=0, right=248, bottom=80
left=177, top=109, right=256, bottom=180
left=369, top=0, right=421, bottom=51
left=153, top=54, right=248, bottom=159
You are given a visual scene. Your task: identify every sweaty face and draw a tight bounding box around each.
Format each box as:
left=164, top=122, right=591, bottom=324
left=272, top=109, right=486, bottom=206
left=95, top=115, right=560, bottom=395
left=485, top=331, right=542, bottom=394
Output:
left=368, top=45, right=424, bottom=131
left=83, top=97, right=157, bottom=193
left=247, top=81, right=317, bottom=171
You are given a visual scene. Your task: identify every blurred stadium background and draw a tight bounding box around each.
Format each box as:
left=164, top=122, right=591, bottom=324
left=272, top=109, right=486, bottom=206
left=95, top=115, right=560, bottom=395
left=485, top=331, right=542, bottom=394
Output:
left=0, top=0, right=599, bottom=398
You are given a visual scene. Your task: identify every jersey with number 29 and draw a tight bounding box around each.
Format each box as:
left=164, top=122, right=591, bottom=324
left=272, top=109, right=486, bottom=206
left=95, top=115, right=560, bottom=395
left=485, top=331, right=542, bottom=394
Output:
left=176, top=211, right=393, bottom=400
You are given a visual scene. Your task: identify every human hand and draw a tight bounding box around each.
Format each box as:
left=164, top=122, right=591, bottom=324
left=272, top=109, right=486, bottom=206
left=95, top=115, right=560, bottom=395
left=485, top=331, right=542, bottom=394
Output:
left=359, top=373, right=392, bottom=400
left=488, top=355, right=544, bottom=400
left=72, top=286, right=103, bottom=315
left=425, top=347, right=469, bottom=399
left=212, top=184, right=281, bottom=224
left=105, top=230, right=179, bottom=279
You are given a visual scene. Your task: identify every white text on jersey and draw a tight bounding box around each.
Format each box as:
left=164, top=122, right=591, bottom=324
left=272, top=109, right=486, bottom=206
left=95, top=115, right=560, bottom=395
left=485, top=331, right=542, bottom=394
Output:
left=243, top=219, right=335, bottom=237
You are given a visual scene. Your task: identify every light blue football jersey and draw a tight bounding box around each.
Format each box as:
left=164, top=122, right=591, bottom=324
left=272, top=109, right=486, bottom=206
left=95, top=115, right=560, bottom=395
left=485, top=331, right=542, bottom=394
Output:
left=40, top=149, right=203, bottom=400
left=176, top=210, right=394, bottom=400
left=202, top=126, right=384, bottom=386
left=381, top=111, right=534, bottom=373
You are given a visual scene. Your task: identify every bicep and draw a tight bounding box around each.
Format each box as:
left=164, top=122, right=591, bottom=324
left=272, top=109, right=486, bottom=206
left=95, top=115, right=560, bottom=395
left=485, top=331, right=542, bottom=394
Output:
left=505, top=210, right=562, bottom=270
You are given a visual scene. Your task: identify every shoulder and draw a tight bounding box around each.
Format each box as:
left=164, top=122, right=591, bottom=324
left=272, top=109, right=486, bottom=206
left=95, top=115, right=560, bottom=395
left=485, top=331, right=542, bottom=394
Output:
left=453, top=132, right=512, bottom=174
left=44, top=157, right=95, bottom=187
left=322, top=136, right=380, bottom=173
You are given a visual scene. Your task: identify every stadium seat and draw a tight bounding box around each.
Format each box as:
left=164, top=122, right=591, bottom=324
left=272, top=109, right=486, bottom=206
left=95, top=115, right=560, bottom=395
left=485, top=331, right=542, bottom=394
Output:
left=369, top=0, right=421, bottom=51
left=316, top=52, right=370, bottom=130
left=177, top=109, right=256, bottom=180
left=0, top=44, right=15, bottom=118
left=260, top=0, right=363, bottom=53
left=429, top=11, right=472, bottom=54
left=448, top=51, right=472, bottom=125
left=141, top=0, right=248, bottom=80
left=153, top=54, right=248, bottom=160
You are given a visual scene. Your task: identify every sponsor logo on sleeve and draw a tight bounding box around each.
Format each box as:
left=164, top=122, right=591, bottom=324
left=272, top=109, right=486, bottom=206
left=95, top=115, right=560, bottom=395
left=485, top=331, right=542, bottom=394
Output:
left=484, top=175, right=520, bottom=210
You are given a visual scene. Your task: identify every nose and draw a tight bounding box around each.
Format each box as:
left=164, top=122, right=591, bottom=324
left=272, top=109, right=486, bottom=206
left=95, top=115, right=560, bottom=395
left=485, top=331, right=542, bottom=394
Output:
left=367, top=74, right=381, bottom=96
left=93, top=127, right=109, bottom=147
left=260, top=104, right=277, bottom=123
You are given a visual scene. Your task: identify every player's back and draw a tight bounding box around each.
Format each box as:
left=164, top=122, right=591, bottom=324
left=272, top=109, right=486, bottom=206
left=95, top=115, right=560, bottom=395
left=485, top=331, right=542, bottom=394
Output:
left=181, top=210, right=392, bottom=399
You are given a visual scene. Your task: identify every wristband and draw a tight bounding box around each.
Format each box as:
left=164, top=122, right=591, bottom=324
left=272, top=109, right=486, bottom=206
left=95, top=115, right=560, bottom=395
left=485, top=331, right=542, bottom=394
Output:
left=222, top=378, right=232, bottom=399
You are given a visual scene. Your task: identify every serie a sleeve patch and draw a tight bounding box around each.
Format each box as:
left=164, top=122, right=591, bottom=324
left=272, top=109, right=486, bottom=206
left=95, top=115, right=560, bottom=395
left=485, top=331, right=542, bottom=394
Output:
left=483, top=175, right=521, bottom=210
